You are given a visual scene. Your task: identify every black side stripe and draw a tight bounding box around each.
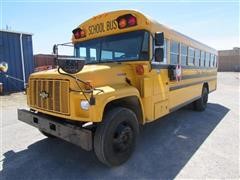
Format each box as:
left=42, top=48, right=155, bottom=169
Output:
left=169, top=77, right=216, bottom=91
left=182, top=73, right=217, bottom=80
left=151, top=64, right=169, bottom=69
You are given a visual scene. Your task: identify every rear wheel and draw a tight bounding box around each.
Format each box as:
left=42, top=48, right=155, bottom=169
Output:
left=94, top=107, right=139, bottom=167
left=194, top=86, right=208, bottom=111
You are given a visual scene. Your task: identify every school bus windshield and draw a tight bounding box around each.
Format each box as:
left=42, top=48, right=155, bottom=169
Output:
left=74, top=30, right=149, bottom=63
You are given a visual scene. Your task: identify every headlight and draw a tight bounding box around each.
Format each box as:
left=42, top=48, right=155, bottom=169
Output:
left=80, top=100, right=90, bottom=110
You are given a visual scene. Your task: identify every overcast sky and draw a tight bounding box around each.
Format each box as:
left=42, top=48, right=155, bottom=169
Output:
left=1, top=1, right=239, bottom=54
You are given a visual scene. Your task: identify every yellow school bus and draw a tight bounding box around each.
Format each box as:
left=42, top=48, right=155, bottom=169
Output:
left=18, top=10, right=218, bottom=166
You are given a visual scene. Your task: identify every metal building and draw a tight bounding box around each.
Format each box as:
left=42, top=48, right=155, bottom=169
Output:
left=218, top=47, right=240, bottom=72
left=0, top=30, right=34, bottom=93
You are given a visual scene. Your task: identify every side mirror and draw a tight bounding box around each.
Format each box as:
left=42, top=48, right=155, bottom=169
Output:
left=155, top=32, right=164, bottom=46
left=155, top=48, right=164, bottom=62
left=52, top=44, right=58, bottom=55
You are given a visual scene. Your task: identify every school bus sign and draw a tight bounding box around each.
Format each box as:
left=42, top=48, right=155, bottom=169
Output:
left=88, top=20, right=118, bottom=35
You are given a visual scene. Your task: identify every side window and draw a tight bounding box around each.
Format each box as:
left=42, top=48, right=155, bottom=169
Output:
left=188, top=47, right=195, bottom=66
left=140, top=32, right=149, bottom=60
left=90, top=48, right=97, bottom=61
left=210, top=54, right=214, bottom=67
left=181, top=44, right=187, bottom=66
left=101, top=50, right=113, bottom=60
left=205, top=52, right=210, bottom=67
left=115, top=52, right=125, bottom=58
left=170, top=40, right=179, bottom=64
left=163, top=39, right=168, bottom=63
left=213, top=55, right=215, bottom=67
left=141, top=32, right=149, bottom=52
left=215, top=55, right=218, bottom=67
left=79, top=47, right=87, bottom=58
left=195, top=49, right=200, bottom=66
left=200, top=51, right=205, bottom=67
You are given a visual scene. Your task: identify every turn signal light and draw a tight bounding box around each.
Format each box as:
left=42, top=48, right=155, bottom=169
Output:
left=72, top=27, right=86, bottom=39
left=116, top=14, right=137, bottom=29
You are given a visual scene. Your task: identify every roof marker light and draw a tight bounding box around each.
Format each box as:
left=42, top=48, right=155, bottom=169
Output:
left=119, top=18, right=127, bottom=29
left=128, top=16, right=137, bottom=26
left=116, top=14, right=137, bottom=29
left=72, top=28, right=86, bottom=39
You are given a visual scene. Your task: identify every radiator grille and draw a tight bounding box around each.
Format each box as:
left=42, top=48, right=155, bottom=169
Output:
left=29, top=79, right=70, bottom=115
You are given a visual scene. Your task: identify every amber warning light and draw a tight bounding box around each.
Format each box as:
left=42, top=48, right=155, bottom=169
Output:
left=72, top=28, right=86, bottom=39
left=116, top=14, right=137, bottom=29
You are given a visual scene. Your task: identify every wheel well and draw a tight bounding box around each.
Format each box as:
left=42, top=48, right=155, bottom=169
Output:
left=103, top=96, right=143, bottom=124
left=203, top=82, right=209, bottom=92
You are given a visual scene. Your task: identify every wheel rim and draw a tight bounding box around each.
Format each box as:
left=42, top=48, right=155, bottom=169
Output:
left=112, top=122, right=133, bottom=153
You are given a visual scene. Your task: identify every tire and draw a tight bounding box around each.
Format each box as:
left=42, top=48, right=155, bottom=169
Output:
left=194, top=86, right=208, bottom=111
left=94, top=107, right=139, bottom=167
left=39, top=130, right=56, bottom=138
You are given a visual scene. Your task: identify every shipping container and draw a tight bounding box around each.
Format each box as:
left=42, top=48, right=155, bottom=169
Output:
left=34, top=54, right=57, bottom=72
left=0, top=30, right=34, bottom=93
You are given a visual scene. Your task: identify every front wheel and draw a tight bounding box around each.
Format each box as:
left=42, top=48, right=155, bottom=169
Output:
left=194, top=86, right=208, bottom=111
left=94, top=107, right=139, bottom=167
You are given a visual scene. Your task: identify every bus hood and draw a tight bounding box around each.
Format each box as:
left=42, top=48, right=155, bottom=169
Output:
left=30, top=63, right=136, bottom=89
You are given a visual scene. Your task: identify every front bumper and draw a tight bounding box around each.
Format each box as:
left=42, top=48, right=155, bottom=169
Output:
left=17, top=109, right=92, bottom=151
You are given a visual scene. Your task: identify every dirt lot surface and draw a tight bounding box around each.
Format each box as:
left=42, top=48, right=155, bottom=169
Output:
left=0, top=72, right=239, bottom=179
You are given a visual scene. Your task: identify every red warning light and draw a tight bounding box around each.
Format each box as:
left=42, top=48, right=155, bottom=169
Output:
left=72, top=28, right=86, bottom=39
left=116, top=14, right=137, bottom=29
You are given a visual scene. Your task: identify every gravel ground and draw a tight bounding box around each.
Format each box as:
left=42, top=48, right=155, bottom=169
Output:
left=0, top=72, right=239, bottom=179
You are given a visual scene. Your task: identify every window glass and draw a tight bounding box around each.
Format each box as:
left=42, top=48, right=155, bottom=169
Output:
left=188, top=47, right=195, bottom=66
left=90, top=48, right=97, bottom=61
left=79, top=47, right=86, bottom=58
left=115, top=52, right=125, bottom=58
left=210, top=54, right=214, bottom=67
left=215, top=56, right=218, bottom=67
left=74, top=30, right=149, bottom=63
left=142, top=32, right=149, bottom=52
left=170, top=41, right=179, bottom=53
left=181, top=44, right=187, bottom=65
left=200, top=51, right=205, bottom=67
left=195, top=49, right=200, bottom=66
left=205, top=52, right=210, bottom=67
left=170, top=40, right=179, bottom=64
left=170, top=54, right=178, bottom=64
left=214, top=55, right=217, bottom=67
left=163, top=39, right=168, bottom=63
left=101, top=50, right=113, bottom=60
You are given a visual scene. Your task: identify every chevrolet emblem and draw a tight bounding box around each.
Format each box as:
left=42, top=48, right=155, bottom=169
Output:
left=39, top=91, right=49, bottom=99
